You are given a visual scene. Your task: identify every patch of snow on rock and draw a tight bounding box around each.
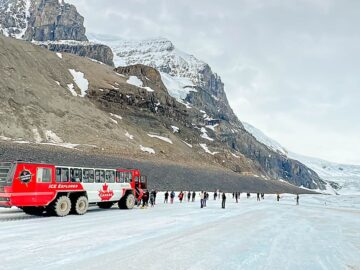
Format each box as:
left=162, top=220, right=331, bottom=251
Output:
left=68, top=69, right=89, bottom=97
left=45, top=130, right=63, bottom=143
left=182, top=140, right=193, bottom=148
left=200, top=127, right=214, bottom=141
left=125, top=132, right=134, bottom=140
left=147, top=134, right=173, bottom=144
left=110, top=118, right=118, bottom=124
left=140, top=145, right=155, bottom=154
left=32, top=128, right=42, bottom=143
left=171, top=126, right=179, bottom=133
left=200, top=143, right=218, bottom=155
left=67, top=83, right=77, bottom=96
left=206, top=124, right=219, bottom=131
left=56, top=53, right=62, bottom=59
left=160, top=72, right=196, bottom=101
left=109, top=113, right=122, bottom=120
left=127, top=76, right=143, bottom=88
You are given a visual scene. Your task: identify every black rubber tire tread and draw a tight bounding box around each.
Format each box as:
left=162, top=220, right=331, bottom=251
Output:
left=118, top=193, right=135, bottom=210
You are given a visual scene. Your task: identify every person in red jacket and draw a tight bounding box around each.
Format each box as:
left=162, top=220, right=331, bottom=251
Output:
left=178, top=191, right=184, bottom=203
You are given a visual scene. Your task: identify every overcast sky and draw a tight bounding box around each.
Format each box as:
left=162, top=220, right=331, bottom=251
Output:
left=68, top=0, right=360, bottom=165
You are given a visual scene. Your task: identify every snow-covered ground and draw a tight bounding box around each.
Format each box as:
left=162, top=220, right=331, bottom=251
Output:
left=0, top=193, right=359, bottom=270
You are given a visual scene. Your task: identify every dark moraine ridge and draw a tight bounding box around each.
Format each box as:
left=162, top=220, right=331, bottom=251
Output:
left=0, top=142, right=317, bottom=194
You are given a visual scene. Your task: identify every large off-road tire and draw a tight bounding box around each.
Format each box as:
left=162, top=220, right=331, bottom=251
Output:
left=74, top=196, right=88, bottom=215
left=22, top=206, right=44, bottom=216
left=53, top=196, right=71, bottom=217
left=98, top=202, right=114, bottom=209
left=118, top=193, right=135, bottom=209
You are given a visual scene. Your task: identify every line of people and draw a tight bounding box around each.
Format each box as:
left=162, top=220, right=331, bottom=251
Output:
left=140, top=190, right=300, bottom=208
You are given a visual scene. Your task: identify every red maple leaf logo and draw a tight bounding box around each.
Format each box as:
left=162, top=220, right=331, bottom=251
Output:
left=98, top=183, right=114, bottom=201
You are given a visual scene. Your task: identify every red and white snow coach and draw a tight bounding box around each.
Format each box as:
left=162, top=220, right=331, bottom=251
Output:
left=0, top=161, right=148, bottom=216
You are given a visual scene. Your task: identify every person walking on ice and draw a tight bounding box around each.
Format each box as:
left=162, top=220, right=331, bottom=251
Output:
left=277, top=193, right=280, bottom=202
left=192, top=191, right=196, bottom=202
left=178, top=191, right=184, bottom=203
left=257, top=193, right=260, bottom=201
left=296, top=194, right=299, bottom=205
left=150, top=191, right=155, bottom=207
left=170, top=191, right=175, bottom=204
left=222, top=192, right=226, bottom=209
left=164, top=191, right=169, bottom=203
left=200, top=191, right=205, bottom=208
left=187, top=191, right=191, bottom=202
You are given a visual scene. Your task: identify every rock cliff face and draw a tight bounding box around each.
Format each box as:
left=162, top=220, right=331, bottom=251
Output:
left=24, top=0, right=87, bottom=41
left=33, top=40, right=114, bottom=66
left=0, top=0, right=114, bottom=66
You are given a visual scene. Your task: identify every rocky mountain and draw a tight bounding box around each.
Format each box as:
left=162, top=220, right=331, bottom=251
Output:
left=0, top=0, right=328, bottom=190
left=89, top=34, right=327, bottom=190
left=243, top=122, right=360, bottom=194
left=0, top=0, right=114, bottom=65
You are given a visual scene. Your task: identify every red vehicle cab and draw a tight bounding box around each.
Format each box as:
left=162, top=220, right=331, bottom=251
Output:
left=0, top=161, right=148, bottom=216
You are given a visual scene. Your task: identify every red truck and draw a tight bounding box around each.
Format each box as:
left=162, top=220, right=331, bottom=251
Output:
left=0, top=161, right=147, bottom=216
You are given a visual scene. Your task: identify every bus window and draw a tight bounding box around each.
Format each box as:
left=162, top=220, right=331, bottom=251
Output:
left=120, top=172, right=125, bottom=183
left=95, top=170, right=105, bottom=183
left=125, top=172, right=133, bottom=183
left=70, top=168, right=82, bottom=183
left=83, top=169, right=94, bottom=183
left=106, top=170, right=115, bottom=183
left=37, top=168, right=52, bottom=183
left=56, top=168, right=69, bottom=183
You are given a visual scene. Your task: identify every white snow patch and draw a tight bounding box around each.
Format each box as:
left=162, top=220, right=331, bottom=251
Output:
left=45, top=130, right=63, bottom=143
left=32, top=128, right=42, bottom=143
left=0, top=135, right=12, bottom=141
left=68, top=69, right=89, bottom=97
left=88, top=58, right=104, bottom=65
left=199, top=143, right=218, bottom=155
left=231, top=153, right=240, bottom=159
left=110, top=118, right=118, bottom=124
left=143, top=86, right=155, bottom=92
left=56, top=52, right=62, bottom=59
left=109, top=113, right=122, bottom=120
left=182, top=140, right=193, bottom=148
left=178, top=100, right=192, bottom=109
left=206, top=124, right=219, bottom=131
left=126, top=76, right=155, bottom=92
left=147, top=134, right=173, bottom=144
left=125, top=132, right=134, bottom=140
left=160, top=72, right=196, bottom=101
left=140, top=145, right=155, bottom=154
left=127, top=76, right=143, bottom=87
left=55, top=81, right=60, bottom=86
left=171, top=126, right=179, bottom=133
left=200, top=127, right=214, bottom=141
left=67, top=84, right=77, bottom=96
